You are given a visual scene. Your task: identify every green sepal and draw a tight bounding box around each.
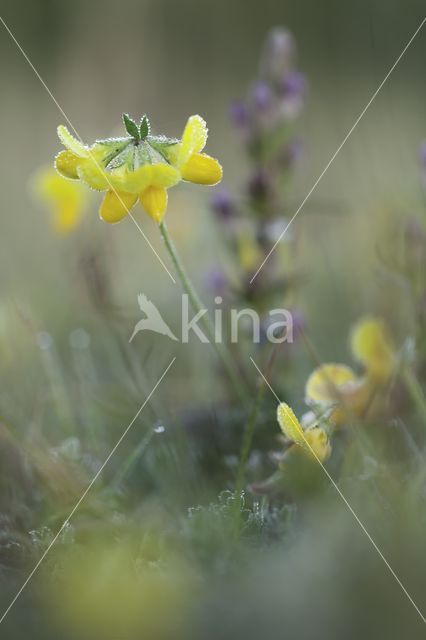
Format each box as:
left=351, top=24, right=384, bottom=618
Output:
left=139, top=115, right=151, bottom=140
left=105, top=145, right=134, bottom=170
left=122, top=114, right=140, bottom=141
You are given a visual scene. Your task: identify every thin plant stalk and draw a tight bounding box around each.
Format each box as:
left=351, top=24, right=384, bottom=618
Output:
left=234, top=381, right=266, bottom=496
left=159, top=220, right=248, bottom=403
left=234, top=336, right=284, bottom=501
left=111, top=426, right=155, bottom=489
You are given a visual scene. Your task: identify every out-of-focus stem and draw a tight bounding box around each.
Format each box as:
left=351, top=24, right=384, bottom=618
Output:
left=403, top=367, right=426, bottom=425
left=159, top=220, right=249, bottom=403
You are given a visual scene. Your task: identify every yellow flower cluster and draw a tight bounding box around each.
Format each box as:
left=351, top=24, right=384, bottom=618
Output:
left=276, top=316, right=396, bottom=465
left=305, top=316, right=396, bottom=427
left=54, top=115, right=222, bottom=225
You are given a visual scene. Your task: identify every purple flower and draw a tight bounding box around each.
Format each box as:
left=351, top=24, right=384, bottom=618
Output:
left=251, top=81, right=273, bottom=112
left=230, top=99, right=249, bottom=128
left=280, top=71, right=307, bottom=99
left=210, top=189, right=236, bottom=220
left=278, top=71, right=307, bottom=119
left=204, top=267, right=228, bottom=297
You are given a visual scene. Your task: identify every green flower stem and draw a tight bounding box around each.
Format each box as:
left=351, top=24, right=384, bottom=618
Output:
left=159, top=221, right=248, bottom=403
left=403, top=367, right=426, bottom=426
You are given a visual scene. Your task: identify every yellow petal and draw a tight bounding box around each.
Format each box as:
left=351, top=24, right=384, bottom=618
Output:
left=350, top=316, right=395, bottom=383
left=177, top=115, right=208, bottom=166
left=305, top=363, right=357, bottom=405
left=117, top=165, right=180, bottom=194
left=304, top=428, right=332, bottom=463
left=99, top=190, right=137, bottom=224
left=277, top=403, right=305, bottom=446
left=77, top=158, right=114, bottom=191
left=150, top=164, right=181, bottom=188
left=181, top=153, right=223, bottom=185
left=139, top=186, right=168, bottom=223
left=55, top=150, right=81, bottom=179
left=57, top=125, right=88, bottom=157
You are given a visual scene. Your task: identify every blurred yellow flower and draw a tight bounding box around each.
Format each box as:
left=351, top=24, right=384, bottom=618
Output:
left=305, top=363, right=357, bottom=404
left=350, top=316, right=395, bottom=384
left=237, top=230, right=263, bottom=272
left=277, top=402, right=331, bottom=463
left=304, top=426, right=332, bottom=462
left=304, top=316, right=396, bottom=427
left=33, top=167, right=87, bottom=234
left=46, top=536, right=195, bottom=640
left=305, top=363, right=370, bottom=426
left=54, top=114, right=222, bottom=225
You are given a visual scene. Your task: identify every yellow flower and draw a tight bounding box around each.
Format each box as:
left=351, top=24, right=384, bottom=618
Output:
left=305, top=363, right=357, bottom=405
left=305, top=363, right=370, bottom=426
left=350, top=316, right=395, bottom=384
left=54, top=114, right=222, bottom=225
left=277, top=402, right=331, bottom=463
left=237, top=230, right=263, bottom=272
left=304, top=427, right=332, bottom=462
left=33, top=166, right=87, bottom=234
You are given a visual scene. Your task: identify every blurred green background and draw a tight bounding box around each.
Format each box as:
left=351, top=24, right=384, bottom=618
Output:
left=1, top=1, right=426, bottom=639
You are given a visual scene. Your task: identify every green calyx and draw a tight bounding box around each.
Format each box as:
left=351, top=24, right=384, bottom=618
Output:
left=92, top=116, right=180, bottom=173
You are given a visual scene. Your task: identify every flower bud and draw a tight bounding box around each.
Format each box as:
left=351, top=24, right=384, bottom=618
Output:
left=261, top=28, right=296, bottom=80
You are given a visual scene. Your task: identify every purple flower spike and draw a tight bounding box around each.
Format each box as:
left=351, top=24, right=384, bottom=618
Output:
left=211, top=189, right=236, bottom=220
left=230, top=99, right=249, bottom=128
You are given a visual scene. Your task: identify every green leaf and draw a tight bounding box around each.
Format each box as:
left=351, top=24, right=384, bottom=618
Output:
left=122, top=114, right=140, bottom=141
left=139, top=115, right=151, bottom=140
